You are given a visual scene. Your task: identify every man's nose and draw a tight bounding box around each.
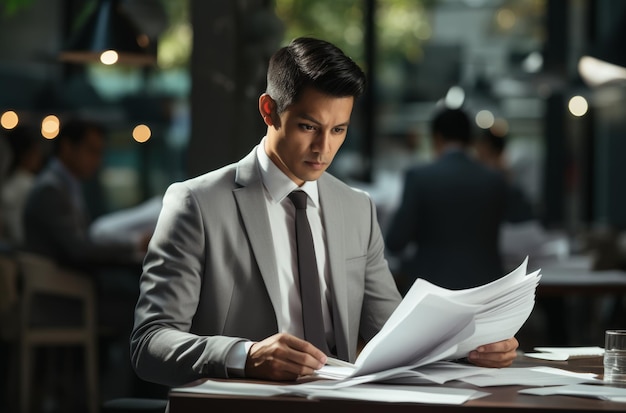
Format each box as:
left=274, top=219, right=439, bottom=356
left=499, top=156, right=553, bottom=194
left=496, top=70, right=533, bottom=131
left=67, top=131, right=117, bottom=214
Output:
left=311, top=130, right=330, bottom=153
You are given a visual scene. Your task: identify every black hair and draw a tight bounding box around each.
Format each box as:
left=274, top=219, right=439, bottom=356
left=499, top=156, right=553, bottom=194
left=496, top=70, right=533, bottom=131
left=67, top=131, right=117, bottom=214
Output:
left=266, top=37, right=366, bottom=114
left=54, top=118, right=105, bottom=156
left=431, top=108, right=471, bottom=145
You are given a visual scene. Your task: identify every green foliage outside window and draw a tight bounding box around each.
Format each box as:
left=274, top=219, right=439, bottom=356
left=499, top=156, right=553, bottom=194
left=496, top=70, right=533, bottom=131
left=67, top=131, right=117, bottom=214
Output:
left=274, top=0, right=432, bottom=69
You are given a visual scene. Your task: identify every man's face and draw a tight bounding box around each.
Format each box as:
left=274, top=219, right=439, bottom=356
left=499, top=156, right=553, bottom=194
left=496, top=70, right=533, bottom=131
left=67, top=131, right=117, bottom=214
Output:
left=63, top=128, right=105, bottom=180
left=264, top=87, right=354, bottom=186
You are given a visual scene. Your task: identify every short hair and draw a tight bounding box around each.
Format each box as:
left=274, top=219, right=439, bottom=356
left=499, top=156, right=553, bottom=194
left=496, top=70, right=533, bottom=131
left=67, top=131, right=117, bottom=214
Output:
left=266, top=37, right=366, bottom=114
left=431, top=108, right=471, bottom=145
left=54, top=118, right=105, bottom=155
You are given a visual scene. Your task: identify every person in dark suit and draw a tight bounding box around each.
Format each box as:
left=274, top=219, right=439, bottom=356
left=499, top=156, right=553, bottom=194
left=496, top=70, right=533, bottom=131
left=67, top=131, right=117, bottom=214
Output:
left=130, top=38, right=518, bottom=388
left=473, top=127, right=535, bottom=224
left=22, top=118, right=153, bottom=399
left=22, top=119, right=146, bottom=269
left=385, top=107, right=508, bottom=291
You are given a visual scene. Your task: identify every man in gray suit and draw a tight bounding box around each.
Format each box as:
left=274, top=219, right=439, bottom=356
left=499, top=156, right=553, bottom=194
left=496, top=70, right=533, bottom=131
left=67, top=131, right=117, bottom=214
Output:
left=131, top=38, right=518, bottom=388
left=386, top=107, right=508, bottom=291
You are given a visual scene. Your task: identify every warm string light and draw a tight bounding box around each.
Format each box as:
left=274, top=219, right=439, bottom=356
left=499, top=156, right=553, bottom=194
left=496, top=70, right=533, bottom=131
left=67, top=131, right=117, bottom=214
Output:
left=100, top=50, right=119, bottom=65
left=133, top=124, right=151, bottom=143
left=1, top=110, right=19, bottom=129
left=41, top=115, right=60, bottom=139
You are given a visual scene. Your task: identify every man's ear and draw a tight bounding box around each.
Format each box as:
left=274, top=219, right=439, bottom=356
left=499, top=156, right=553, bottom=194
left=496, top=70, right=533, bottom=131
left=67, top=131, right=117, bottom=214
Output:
left=259, top=94, right=279, bottom=127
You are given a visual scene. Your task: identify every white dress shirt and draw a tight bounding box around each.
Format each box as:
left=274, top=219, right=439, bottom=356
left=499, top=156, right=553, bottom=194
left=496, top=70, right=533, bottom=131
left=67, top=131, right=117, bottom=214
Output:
left=226, top=138, right=334, bottom=375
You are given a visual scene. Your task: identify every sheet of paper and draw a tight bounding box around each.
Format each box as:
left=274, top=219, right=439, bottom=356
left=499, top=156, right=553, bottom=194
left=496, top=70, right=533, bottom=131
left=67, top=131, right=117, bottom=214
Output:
left=172, top=378, right=489, bottom=405
left=305, top=384, right=489, bottom=405
left=457, top=366, right=599, bottom=387
left=173, top=379, right=289, bottom=397
left=316, top=257, right=540, bottom=381
left=350, top=363, right=599, bottom=388
left=525, top=346, right=605, bottom=361
left=354, top=293, right=476, bottom=376
left=519, top=383, right=626, bottom=402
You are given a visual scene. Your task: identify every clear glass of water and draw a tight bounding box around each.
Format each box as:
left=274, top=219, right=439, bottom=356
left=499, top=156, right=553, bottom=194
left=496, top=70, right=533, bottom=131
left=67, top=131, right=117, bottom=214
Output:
left=604, top=330, right=626, bottom=383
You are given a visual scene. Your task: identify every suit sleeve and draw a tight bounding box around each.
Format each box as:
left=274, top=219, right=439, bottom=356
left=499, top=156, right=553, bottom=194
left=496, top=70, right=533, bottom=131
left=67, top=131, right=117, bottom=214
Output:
left=130, top=182, right=243, bottom=387
left=359, top=193, right=403, bottom=342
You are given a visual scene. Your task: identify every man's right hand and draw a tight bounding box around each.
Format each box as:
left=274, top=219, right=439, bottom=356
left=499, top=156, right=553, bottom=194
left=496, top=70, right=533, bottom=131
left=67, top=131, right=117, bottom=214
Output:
left=245, top=333, right=327, bottom=381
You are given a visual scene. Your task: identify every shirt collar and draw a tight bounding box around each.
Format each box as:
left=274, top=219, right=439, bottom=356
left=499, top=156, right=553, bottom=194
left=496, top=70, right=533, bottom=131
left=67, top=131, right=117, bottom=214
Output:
left=256, top=137, right=320, bottom=208
left=441, top=144, right=465, bottom=156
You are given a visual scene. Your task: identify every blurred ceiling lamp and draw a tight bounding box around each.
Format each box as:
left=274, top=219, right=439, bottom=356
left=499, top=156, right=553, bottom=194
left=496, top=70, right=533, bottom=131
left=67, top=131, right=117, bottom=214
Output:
left=578, top=56, right=626, bottom=87
left=59, top=0, right=156, bottom=66
left=578, top=10, right=626, bottom=87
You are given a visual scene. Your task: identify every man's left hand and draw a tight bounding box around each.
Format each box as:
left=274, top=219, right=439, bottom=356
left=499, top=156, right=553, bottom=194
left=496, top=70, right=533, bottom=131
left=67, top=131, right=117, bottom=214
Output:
left=467, top=337, right=518, bottom=368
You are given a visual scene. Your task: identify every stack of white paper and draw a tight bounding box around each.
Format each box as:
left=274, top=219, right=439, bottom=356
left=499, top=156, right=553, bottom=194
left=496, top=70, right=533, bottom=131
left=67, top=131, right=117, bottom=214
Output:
left=318, top=257, right=541, bottom=380
left=173, top=259, right=604, bottom=404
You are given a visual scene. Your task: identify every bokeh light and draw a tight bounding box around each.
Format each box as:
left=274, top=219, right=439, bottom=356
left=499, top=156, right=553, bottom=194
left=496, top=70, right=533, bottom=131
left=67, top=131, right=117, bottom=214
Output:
left=133, top=124, right=151, bottom=143
left=100, top=50, right=119, bottom=65
left=1, top=110, right=19, bottom=129
left=41, top=115, right=60, bottom=139
left=568, top=95, right=588, bottom=117
left=475, top=110, right=495, bottom=129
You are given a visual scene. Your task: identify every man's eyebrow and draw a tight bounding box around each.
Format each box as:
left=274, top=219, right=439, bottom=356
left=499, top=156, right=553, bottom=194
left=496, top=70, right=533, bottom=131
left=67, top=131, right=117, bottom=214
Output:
left=299, top=113, right=350, bottom=127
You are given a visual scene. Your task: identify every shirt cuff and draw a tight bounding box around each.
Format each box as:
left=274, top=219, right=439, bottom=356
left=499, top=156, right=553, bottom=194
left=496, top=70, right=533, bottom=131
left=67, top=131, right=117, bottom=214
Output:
left=226, top=341, right=253, bottom=378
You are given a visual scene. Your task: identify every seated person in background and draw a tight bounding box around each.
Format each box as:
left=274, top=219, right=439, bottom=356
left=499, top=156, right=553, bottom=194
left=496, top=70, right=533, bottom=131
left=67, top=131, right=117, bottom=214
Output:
left=385, top=107, right=508, bottom=291
left=22, top=118, right=148, bottom=269
left=1, top=124, right=45, bottom=247
left=130, top=37, right=518, bottom=389
left=22, top=117, right=153, bottom=399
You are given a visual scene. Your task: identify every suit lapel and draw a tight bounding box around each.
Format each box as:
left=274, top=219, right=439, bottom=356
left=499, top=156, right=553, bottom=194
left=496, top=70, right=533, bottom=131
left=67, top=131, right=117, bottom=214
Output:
left=318, top=176, right=350, bottom=360
left=233, top=148, right=282, bottom=318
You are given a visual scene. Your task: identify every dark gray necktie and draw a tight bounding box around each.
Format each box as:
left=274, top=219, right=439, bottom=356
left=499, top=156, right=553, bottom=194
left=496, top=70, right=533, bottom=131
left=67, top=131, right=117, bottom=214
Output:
left=288, top=190, right=330, bottom=354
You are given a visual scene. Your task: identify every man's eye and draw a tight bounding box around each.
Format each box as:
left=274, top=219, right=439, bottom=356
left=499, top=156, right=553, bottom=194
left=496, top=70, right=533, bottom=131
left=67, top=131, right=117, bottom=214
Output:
left=333, top=127, right=346, bottom=134
left=300, top=124, right=315, bottom=131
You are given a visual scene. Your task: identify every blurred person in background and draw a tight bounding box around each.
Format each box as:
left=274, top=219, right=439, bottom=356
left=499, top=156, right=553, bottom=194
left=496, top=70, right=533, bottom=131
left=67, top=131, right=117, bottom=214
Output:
left=22, top=118, right=148, bottom=269
left=22, top=117, right=156, bottom=400
left=385, top=107, right=508, bottom=293
left=473, top=127, right=535, bottom=224
left=1, top=124, right=45, bottom=247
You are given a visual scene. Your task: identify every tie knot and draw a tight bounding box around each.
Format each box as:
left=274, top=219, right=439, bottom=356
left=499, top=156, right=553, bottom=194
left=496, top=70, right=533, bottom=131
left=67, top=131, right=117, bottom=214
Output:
left=288, top=191, right=308, bottom=210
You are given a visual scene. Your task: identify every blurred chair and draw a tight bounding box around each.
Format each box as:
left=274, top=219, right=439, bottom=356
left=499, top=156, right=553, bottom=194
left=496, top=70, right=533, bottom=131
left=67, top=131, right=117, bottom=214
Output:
left=0, top=251, right=19, bottom=329
left=0, top=251, right=19, bottom=411
left=15, top=252, right=99, bottom=413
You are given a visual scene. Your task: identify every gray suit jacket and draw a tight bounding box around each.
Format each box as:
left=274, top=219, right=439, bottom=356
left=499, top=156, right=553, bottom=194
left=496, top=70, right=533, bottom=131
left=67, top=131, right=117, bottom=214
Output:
left=130, top=146, right=401, bottom=387
left=386, top=150, right=507, bottom=290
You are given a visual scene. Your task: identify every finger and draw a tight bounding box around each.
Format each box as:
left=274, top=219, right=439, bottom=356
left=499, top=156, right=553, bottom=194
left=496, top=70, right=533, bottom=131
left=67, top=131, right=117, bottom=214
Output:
left=470, top=356, right=515, bottom=368
left=246, top=334, right=327, bottom=380
left=246, top=344, right=306, bottom=380
left=467, top=347, right=517, bottom=368
left=475, top=337, right=518, bottom=354
left=280, top=334, right=327, bottom=368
